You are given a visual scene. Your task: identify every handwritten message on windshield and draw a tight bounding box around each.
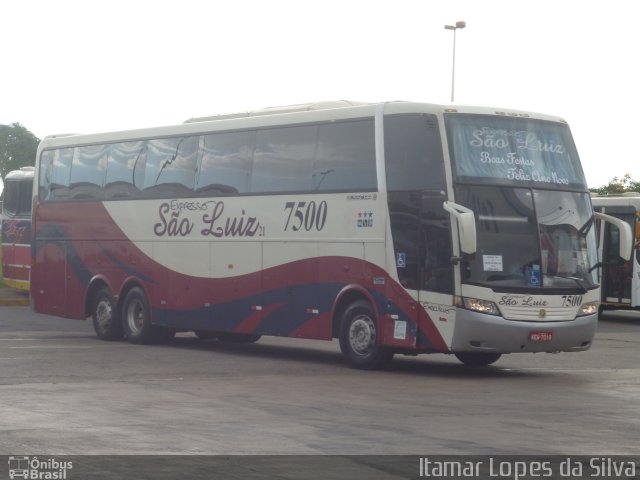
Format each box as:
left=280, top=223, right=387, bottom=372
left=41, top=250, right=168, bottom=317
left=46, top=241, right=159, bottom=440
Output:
left=460, top=126, right=573, bottom=185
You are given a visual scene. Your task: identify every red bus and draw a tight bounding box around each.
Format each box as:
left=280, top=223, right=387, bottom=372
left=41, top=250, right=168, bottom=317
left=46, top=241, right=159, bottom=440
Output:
left=1, top=166, right=34, bottom=290
left=30, top=101, right=630, bottom=368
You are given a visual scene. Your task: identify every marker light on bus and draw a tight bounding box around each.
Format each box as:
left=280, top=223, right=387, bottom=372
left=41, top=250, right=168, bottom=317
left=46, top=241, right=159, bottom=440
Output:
left=460, top=297, right=500, bottom=316
left=577, top=302, right=599, bottom=316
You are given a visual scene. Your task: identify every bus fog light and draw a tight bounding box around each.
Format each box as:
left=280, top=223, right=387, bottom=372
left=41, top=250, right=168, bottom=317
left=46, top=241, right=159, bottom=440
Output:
left=462, top=297, right=499, bottom=316
left=578, top=302, right=599, bottom=316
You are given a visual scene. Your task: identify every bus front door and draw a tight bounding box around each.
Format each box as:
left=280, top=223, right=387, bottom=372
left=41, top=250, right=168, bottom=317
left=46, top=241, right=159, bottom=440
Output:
left=602, top=216, right=634, bottom=305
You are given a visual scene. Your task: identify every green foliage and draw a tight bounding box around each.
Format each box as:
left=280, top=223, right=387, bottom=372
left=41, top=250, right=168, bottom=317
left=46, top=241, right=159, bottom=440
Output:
left=0, top=123, right=39, bottom=181
left=590, top=173, right=640, bottom=195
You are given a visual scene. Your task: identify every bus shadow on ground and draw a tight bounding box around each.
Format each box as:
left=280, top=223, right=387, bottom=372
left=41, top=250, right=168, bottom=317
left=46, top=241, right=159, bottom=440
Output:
left=599, top=310, right=640, bottom=325
left=167, top=335, right=545, bottom=380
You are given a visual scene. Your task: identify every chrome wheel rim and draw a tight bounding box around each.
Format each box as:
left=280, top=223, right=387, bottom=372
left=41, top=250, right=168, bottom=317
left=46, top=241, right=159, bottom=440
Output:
left=95, top=299, right=112, bottom=331
left=348, top=314, right=376, bottom=357
left=126, top=298, right=145, bottom=336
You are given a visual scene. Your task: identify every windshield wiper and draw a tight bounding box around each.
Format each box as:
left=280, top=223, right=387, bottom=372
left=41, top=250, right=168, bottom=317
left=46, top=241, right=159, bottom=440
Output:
left=547, top=274, right=589, bottom=293
left=578, top=216, right=594, bottom=236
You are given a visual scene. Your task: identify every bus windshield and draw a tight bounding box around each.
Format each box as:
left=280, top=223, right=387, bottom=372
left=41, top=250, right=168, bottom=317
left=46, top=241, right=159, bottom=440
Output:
left=447, top=114, right=587, bottom=190
left=456, top=186, right=598, bottom=290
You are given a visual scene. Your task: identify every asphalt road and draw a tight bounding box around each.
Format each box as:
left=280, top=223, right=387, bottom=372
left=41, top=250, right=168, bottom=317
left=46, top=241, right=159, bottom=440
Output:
left=0, top=306, right=638, bottom=458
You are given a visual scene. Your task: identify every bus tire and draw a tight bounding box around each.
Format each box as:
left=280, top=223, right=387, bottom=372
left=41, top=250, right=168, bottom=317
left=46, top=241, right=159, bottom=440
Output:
left=216, top=332, right=261, bottom=343
left=454, top=352, right=502, bottom=367
left=339, top=300, right=393, bottom=370
left=122, top=287, right=156, bottom=344
left=91, top=287, right=123, bottom=341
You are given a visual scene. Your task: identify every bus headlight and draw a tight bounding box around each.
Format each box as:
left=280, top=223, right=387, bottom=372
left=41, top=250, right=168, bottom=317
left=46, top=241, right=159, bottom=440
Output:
left=461, top=297, right=500, bottom=316
left=577, top=301, right=599, bottom=316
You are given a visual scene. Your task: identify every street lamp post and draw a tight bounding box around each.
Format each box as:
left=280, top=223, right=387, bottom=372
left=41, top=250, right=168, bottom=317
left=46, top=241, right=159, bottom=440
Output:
left=444, top=20, right=466, bottom=102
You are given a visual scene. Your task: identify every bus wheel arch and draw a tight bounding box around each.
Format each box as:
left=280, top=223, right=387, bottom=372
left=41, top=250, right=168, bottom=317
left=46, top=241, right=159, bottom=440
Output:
left=88, top=280, right=123, bottom=341
left=331, top=286, right=378, bottom=339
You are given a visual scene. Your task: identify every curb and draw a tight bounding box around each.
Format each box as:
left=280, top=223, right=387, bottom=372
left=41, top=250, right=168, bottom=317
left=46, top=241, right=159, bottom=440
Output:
left=0, top=289, right=30, bottom=307
left=0, top=298, right=30, bottom=306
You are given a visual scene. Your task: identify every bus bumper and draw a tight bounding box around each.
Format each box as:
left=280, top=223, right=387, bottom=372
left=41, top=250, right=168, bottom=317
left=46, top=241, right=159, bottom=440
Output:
left=450, top=309, right=598, bottom=353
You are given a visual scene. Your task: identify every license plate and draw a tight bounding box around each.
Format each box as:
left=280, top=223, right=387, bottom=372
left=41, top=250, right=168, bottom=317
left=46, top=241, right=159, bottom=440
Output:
left=529, top=331, right=553, bottom=343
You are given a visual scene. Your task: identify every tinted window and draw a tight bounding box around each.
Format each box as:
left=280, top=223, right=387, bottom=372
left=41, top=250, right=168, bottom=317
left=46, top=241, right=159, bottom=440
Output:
left=314, top=120, right=376, bottom=191
left=69, top=145, right=108, bottom=200
left=197, top=131, right=253, bottom=194
left=252, top=125, right=316, bottom=193
left=40, top=148, right=73, bottom=201
left=18, top=180, right=32, bottom=216
left=389, top=191, right=452, bottom=293
left=385, top=114, right=445, bottom=191
left=38, top=150, right=53, bottom=201
left=143, top=136, right=199, bottom=196
left=104, top=141, right=147, bottom=199
left=3, top=180, right=19, bottom=215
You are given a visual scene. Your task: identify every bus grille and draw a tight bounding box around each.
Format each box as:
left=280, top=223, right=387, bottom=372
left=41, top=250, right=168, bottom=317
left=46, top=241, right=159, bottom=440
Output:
left=499, top=306, right=577, bottom=321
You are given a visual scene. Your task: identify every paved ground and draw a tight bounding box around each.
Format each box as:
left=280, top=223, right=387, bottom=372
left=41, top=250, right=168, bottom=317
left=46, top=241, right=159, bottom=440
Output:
left=0, top=306, right=638, bottom=461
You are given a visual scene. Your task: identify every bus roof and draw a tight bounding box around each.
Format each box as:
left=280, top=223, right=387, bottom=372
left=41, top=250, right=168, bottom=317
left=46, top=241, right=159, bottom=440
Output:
left=37, top=101, right=571, bottom=151
left=5, top=166, right=35, bottom=180
left=591, top=192, right=640, bottom=209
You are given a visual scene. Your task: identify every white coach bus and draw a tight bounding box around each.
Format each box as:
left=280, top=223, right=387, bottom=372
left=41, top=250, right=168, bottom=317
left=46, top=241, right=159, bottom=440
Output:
left=592, top=192, right=640, bottom=312
left=30, top=101, right=631, bottom=368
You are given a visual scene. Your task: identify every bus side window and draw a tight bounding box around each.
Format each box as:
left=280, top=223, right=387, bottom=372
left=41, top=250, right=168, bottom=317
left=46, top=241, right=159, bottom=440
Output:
left=384, top=114, right=445, bottom=191
left=48, top=148, right=73, bottom=201
left=143, top=136, right=199, bottom=197
left=69, top=145, right=108, bottom=200
left=196, top=131, right=253, bottom=195
left=104, top=141, right=147, bottom=200
left=314, top=120, right=376, bottom=192
left=251, top=125, right=316, bottom=194
left=38, top=150, right=53, bottom=201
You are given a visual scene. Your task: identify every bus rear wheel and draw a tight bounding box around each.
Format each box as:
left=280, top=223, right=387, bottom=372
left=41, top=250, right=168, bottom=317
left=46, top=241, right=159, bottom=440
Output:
left=91, top=287, right=123, bottom=341
left=122, top=287, right=172, bottom=344
left=454, top=352, right=502, bottom=367
left=339, top=300, right=393, bottom=370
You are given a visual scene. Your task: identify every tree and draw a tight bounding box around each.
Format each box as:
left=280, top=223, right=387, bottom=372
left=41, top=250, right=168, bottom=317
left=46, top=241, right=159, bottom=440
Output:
left=590, top=173, right=640, bottom=195
left=0, top=123, right=39, bottom=181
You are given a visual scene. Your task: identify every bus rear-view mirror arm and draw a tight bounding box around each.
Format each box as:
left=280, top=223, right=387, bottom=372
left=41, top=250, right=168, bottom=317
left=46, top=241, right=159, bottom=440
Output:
left=594, top=212, right=633, bottom=261
left=443, top=201, right=477, bottom=255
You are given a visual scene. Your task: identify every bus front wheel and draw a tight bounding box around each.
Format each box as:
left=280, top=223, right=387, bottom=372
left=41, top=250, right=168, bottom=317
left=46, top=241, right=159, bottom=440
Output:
left=454, top=352, right=502, bottom=367
left=91, top=287, right=123, bottom=341
left=339, top=300, right=393, bottom=370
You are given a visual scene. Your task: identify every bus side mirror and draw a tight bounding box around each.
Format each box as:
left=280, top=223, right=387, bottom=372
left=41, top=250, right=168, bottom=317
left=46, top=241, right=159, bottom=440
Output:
left=595, top=212, right=633, bottom=261
left=443, top=201, right=477, bottom=254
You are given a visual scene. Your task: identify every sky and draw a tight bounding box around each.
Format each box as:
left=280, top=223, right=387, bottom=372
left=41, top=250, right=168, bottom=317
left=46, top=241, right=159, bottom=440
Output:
left=1, top=0, right=638, bottom=191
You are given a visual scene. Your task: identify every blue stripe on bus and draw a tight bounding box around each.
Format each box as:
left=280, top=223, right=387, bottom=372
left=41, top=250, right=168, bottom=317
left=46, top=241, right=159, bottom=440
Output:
left=95, top=240, right=157, bottom=284
left=151, top=283, right=423, bottom=345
